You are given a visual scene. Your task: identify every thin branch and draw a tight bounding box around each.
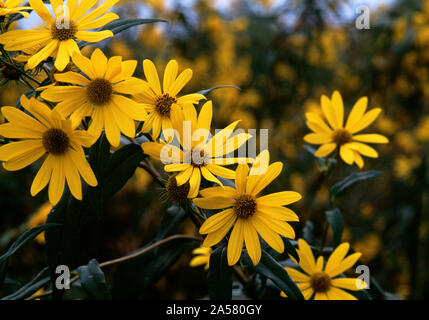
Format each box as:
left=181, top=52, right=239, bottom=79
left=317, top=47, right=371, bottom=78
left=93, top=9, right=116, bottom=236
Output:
left=26, top=235, right=201, bottom=300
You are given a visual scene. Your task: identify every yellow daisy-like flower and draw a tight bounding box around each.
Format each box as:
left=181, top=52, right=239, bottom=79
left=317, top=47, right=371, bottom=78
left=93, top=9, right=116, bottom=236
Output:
left=304, top=91, right=389, bottom=168
left=27, top=202, right=52, bottom=244
left=142, top=100, right=251, bottom=198
left=134, top=59, right=206, bottom=139
left=40, top=49, right=148, bottom=147
left=0, top=95, right=97, bottom=205
left=0, top=0, right=120, bottom=71
left=193, top=150, right=302, bottom=266
left=189, top=246, right=212, bottom=270
left=282, top=239, right=367, bottom=300
left=0, top=0, right=31, bottom=18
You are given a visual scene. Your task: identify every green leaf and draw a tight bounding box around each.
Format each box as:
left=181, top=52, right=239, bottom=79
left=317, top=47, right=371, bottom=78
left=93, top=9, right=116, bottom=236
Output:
left=207, top=247, right=232, bottom=299
left=111, top=237, right=197, bottom=298
left=330, top=170, right=382, bottom=198
left=77, top=259, right=111, bottom=300
left=302, top=221, right=314, bottom=245
left=46, top=135, right=145, bottom=285
left=78, top=18, right=167, bottom=48
left=245, top=250, right=304, bottom=300
left=283, top=238, right=299, bottom=262
left=197, top=85, right=241, bottom=96
left=102, top=18, right=167, bottom=35
left=325, top=208, right=344, bottom=247
left=153, top=205, right=187, bottom=242
left=0, top=224, right=59, bottom=286
left=1, top=267, right=50, bottom=300
left=102, top=143, right=147, bottom=199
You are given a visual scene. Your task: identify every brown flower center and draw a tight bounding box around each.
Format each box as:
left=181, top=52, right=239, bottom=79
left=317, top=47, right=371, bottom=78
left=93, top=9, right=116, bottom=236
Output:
left=233, top=194, right=257, bottom=219
left=332, top=128, right=352, bottom=145
left=166, top=175, right=190, bottom=203
left=42, top=128, right=69, bottom=155
left=155, top=94, right=176, bottom=117
left=51, top=20, right=77, bottom=41
left=310, top=272, right=331, bottom=293
left=87, top=78, right=113, bottom=106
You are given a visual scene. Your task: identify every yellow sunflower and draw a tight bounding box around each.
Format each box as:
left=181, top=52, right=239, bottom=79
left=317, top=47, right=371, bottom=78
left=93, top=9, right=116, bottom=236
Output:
left=0, top=0, right=31, bottom=18
left=304, top=91, right=389, bottom=168
left=0, top=0, right=120, bottom=71
left=134, top=59, right=206, bottom=139
left=189, top=246, right=212, bottom=270
left=282, top=239, right=367, bottom=300
left=0, top=95, right=97, bottom=205
left=193, top=150, right=302, bottom=266
left=40, top=49, right=148, bottom=147
left=142, top=100, right=251, bottom=198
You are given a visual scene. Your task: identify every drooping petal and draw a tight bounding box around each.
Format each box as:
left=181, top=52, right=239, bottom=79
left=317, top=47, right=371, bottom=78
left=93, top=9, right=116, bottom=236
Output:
left=227, top=219, right=244, bottom=266
left=243, top=221, right=261, bottom=265
left=199, top=208, right=235, bottom=234
left=314, top=143, right=337, bottom=158
left=27, top=40, right=59, bottom=70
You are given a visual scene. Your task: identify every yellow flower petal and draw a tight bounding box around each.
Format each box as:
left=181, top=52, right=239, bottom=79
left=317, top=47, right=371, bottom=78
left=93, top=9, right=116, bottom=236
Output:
left=314, top=143, right=337, bottom=158
left=188, top=167, right=201, bottom=198
left=143, top=59, right=162, bottom=95
left=193, top=196, right=234, bottom=210
left=352, top=134, right=389, bottom=144
left=257, top=205, right=299, bottom=222
left=64, top=154, right=82, bottom=200
left=54, top=41, right=70, bottom=72
left=74, top=30, right=113, bottom=43
left=168, top=68, right=193, bottom=97
left=284, top=267, right=311, bottom=282
left=297, top=239, right=317, bottom=275
left=199, top=208, right=235, bottom=234
left=331, top=278, right=367, bottom=291
left=227, top=219, right=244, bottom=266
left=304, top=133, right=332, bottom=144
left=331, top=91, right=344, bottom=128
left=348, top=108, right=382, bottom=134
left=163, top=60, right=178, bottom=94
left=91, top=48, right=108, bottom=78
left=339, top=145, right=354, bottom=165
left=345, top=96, right=367, bottom=130
left=27, top=40, right=59, bottom=70
left=250, top=214, right=284, bottom=253
left=324, top=242, right=350, bottom=274
left=243, top=221, right=261, bottom=265
left=54, top=72, right=90, bottom=85
left=256, top=191, right=302, bottom=206
left=30, top=154, right=53, bottom=196
left=28, top=0, right=54, bottom=24
left=320, top=95, right=339, bottom=129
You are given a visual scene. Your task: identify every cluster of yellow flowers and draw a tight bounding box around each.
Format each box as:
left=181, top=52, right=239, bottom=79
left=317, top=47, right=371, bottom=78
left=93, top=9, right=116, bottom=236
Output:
left=0, top=0, right=389, bottom=300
